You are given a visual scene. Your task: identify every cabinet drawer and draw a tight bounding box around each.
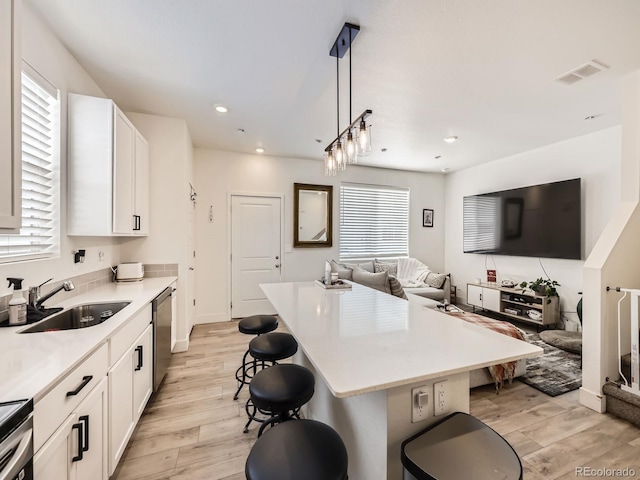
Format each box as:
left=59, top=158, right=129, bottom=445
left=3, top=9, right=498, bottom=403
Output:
left=34, top=342, right=108, bottom=452
left=109, top=304, right=152, bottom=366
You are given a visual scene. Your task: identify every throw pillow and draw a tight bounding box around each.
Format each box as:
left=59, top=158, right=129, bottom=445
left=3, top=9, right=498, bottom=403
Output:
left=341, top=260, right=375, bottom=273
left=374, top=261, right=398, bottom=276
left=388, top=275, right=408, bottom=300
left=330, top=260, right=353, bottom=280
left=425, top=272, right=448, bottom=289
left=352, top=267, right=390, bottom=294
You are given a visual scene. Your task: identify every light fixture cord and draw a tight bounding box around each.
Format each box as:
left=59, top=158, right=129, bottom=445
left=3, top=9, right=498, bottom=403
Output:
left=336, top=51, right=340, bottom=138
left=349, top=25, right=352, bottom=125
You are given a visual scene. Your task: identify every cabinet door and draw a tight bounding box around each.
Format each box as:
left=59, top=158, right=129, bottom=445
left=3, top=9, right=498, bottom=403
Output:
left=482, top=287, right=501, bottom=312
left=0, top=0, right=21, bottom=232
left=108, top=346, right=135, bottom=475
left=75, top=379, right=108, bottom=480
left=112, top=107, right=135, bottom=235
left=33, top=414, right=75, bottom=480
left=134, top=131, right=149, bottom=235
left=132, top=324, right=153, bottom=420
left=467, top=284, right=483, bottom=308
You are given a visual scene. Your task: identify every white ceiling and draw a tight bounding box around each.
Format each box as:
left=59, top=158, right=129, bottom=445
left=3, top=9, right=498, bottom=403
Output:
left=27, top=0, right=640, bottom=173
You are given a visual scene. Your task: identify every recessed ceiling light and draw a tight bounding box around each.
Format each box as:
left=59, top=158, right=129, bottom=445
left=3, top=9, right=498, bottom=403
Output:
left=255, top=147, right=265, bottom=154
left=435, top=155, right=442, bottom=159
left=381, top=148, right=387, bottom=152
left=441, top=167, right=450, bottom=172
left=214, top=105, right=228, bottom=113
left=443, top=136, right=458, bottom=143
left=237, top=128, right=245, bottom=133
left=315, top=139, right=323, bottom=143
left=584, top=114, right=600, bottom=121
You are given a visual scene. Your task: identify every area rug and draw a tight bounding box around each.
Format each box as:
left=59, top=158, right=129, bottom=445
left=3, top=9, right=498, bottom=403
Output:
left=519, top=332, right=582, bottom=397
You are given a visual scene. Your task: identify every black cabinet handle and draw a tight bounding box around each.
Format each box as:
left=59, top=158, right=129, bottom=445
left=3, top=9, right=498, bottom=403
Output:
left=132, top=215, right=141, bottom=231
left=79, top=415, right=90, bottom=453
left=135, top=345, right=143, bottom=371
left=66, top=375, right=93, bottom=397
left=71, top=422, right=84, bottom=462
left=137, top=215, right=141, bottom=231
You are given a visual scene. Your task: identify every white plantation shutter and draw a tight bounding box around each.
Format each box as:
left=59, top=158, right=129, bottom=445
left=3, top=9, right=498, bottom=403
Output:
left=0, top=69, right=59, bottom=262
left=339, top=182, right=409, bottom=260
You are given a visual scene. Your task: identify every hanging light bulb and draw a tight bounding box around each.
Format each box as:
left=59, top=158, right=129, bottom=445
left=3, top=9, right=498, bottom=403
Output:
left=357, top=119, right=371, bottom=156
left=345, top=129, right=357, bottom=164
left=325, top=150, right=337, bottom=176
left=335, top=140, right=346, bottom=171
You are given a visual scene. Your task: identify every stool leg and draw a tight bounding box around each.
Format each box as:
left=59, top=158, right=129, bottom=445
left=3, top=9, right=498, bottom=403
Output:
left=233, top=349, right=251, bottom=400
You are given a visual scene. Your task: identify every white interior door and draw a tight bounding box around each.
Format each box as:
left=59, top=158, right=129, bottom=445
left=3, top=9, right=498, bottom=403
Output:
left=231, top=195, right=282, bottom=318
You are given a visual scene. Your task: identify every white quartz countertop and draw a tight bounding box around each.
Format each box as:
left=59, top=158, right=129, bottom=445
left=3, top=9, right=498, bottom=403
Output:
left=261, top=281, right=543, bottom=398
left=0, top=277, right=176, bottom=403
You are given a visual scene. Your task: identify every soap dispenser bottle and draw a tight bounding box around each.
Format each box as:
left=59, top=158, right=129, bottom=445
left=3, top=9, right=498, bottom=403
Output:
left=7, top=277, right=27, bottom=326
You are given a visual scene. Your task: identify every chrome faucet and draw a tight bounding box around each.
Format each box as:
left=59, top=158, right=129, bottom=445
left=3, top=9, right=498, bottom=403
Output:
left=32, top=280, right=75, bottom=309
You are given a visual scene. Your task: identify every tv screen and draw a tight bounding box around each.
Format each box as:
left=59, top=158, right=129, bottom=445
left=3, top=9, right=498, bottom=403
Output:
left=463, top=178, right=581, bottom=260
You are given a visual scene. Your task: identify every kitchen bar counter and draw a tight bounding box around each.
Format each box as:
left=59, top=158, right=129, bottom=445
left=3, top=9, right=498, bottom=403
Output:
left=261, top=281, right=542, bottom=479
left=0, top=277, right=176, bottom=403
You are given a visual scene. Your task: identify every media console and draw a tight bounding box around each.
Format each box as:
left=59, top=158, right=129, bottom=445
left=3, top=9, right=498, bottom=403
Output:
left=466, top=283, right=559, bottom=326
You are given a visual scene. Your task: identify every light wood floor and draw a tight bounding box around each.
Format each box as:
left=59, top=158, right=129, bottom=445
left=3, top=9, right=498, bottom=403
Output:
left=112, top=321, right=640, bottom=480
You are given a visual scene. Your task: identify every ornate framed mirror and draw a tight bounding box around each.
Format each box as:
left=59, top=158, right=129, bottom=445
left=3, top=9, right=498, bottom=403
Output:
left=293, top=183, right=333, bottom=248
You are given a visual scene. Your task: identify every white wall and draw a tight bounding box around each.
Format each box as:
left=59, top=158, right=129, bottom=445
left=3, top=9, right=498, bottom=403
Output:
left=444, top=126, right=622, bottom=327
left=0, top=2, right=122, bottom=296
left=194, top=149, right=446, bottom=323
left=122, top=113, right=195, bottom=350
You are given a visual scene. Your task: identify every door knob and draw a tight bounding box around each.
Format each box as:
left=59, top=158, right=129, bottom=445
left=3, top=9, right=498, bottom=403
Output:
left=189, top=267, right=194, bottom=271
left=275, top=256, right=279, bottom=260
left=275, top=264, right=280, bottom=268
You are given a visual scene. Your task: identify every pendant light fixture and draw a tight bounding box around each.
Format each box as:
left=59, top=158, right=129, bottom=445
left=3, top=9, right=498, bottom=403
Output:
left=324, top=23, right=372, bottom=175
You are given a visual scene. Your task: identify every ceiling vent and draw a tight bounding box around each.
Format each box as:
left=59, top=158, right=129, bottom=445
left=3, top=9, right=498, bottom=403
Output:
left=554, top=60, right=609, bottom=85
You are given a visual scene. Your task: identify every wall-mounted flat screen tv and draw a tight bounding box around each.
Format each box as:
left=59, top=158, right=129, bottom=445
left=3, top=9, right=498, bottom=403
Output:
left=463, top=178, right=581, bottom=260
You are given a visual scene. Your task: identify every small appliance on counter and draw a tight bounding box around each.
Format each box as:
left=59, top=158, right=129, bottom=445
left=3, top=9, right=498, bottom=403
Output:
left=115, top=262, right=144, bottom=282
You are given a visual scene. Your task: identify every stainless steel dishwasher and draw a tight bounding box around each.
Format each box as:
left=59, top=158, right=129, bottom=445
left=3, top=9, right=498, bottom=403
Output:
left=152, top=287, right=173, bottom=391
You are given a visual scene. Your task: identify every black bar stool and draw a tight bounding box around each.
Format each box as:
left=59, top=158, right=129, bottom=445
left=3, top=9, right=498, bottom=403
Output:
left=245, top=419, right=348, bottom=480
left=245, top=363, right=315, bottom=436
left=233, top=314, right=278, bottom=400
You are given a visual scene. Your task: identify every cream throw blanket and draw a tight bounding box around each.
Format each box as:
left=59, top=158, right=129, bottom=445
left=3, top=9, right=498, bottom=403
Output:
left=397, top=258, right=430, bottom=287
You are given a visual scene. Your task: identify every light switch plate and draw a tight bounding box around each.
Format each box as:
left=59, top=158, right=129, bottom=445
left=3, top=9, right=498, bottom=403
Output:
left=411, top=385, right=429, bottom=423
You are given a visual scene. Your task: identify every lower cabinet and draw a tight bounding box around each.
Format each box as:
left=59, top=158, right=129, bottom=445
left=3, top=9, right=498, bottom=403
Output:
left=467, top=284, right=500, bottom=312
left=34, top=378, right=108, bottom=480
left=108, top=323, right=153, bottom=475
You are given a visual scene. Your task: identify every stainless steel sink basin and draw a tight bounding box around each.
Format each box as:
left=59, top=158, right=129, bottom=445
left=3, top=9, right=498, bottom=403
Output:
left=20, top=302, right=131, bottom=333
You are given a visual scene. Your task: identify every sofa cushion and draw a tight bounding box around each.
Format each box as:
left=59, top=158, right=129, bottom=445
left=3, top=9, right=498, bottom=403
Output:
left=330, top=260, right=353, bottom=280
left=404, top=286, right=446, bottom=301
left=341, top=260, right=375, bottom=273
left=388, top=275, right=407, bottom=300
left=374, top=261, right=398, bottom=276
left=352, top=267, right=390, bottom=294
left=424, top=272, right=448, bottom=289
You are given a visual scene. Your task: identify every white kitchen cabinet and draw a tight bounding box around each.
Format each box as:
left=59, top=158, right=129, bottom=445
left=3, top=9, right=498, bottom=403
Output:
left=67, top=93, right=149, bottom=236
left=108, top=323, right=153, bottom=475
left=467, top=284, right=500, bottom=312
left=34, top=378, right=108, bottom=480
left=0, top=0, right=21, bottom=232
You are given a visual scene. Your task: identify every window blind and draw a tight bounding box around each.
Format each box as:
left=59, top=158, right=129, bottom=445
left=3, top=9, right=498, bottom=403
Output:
left=339, top=182, right=409, bottom=260
left=462, top=195, right=499, bottom=253
left=0, top=70, right=59, bottom=262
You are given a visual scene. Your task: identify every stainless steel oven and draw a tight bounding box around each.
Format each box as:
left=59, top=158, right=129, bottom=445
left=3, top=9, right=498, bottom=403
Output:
left=0, top=399, right=33, bottom=480
left=152, top=287, right=173, bottom=391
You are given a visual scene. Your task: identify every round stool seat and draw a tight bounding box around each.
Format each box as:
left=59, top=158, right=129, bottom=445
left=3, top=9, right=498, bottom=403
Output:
left=238, top=315, right=278, bottom=335
left=250, top=364, right=314, bottom=413
left=249, top=333, right=298, bottom=362
left=246, top=419, right=348, bottom=480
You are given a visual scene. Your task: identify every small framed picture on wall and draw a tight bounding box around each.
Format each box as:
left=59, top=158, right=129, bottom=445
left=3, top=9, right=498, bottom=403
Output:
left=423, top=209, right=434, bottom=227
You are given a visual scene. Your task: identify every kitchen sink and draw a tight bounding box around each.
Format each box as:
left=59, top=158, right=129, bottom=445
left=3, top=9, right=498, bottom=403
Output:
left=20, top=302, right=131, bottom=333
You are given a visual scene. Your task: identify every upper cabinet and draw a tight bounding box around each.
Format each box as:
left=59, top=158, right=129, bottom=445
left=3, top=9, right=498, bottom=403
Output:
left=68, top=93, right=149, bottom=236
left=0, top=0, right=21, bottom=232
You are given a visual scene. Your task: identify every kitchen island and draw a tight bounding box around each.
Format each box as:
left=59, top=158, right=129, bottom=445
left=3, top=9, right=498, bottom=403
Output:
left=261, top=281, right=542, bottom=480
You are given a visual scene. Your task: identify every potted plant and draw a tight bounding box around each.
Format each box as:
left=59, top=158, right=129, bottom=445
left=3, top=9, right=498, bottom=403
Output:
left=519, top=277, right=560, bottom=298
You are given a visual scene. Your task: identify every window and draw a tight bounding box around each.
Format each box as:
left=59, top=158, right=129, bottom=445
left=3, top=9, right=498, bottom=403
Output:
left=339, top=182, right=409, bottom=260
left=0, top=68, right=60, bottom=262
